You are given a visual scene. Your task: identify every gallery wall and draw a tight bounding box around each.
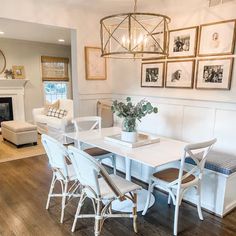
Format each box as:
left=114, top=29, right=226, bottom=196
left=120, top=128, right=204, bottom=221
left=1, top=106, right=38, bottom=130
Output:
left=112, top=0, right=236, bottom=102
left=111, top=0, right=236, bottom=154
left=0, top=38, right=71, bottom=121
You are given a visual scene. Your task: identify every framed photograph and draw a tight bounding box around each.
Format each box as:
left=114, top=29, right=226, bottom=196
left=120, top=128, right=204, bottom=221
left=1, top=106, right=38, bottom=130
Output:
left=198, top=20, right=236, bottom=56
left=12, top=66, right=25, bottom=79
left=85, top=47, right=107, bottom=80
left=141, top=62, right=165, bottom=88
left=165, top=60, right=195, bottom=88
left=196, top=58, right=233, bottom=90
left=168, top=26, right=198, bottom=58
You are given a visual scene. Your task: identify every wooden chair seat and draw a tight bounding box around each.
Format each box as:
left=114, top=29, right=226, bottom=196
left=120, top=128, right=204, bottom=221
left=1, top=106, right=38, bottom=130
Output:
left=84, top=147, right=110, bottom=156
left=153, top=168, right=195, bottom=184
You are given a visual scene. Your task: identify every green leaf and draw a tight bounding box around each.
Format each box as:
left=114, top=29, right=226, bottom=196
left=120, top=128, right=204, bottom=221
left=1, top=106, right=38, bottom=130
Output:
left=126, top=97, right=131, bottom=102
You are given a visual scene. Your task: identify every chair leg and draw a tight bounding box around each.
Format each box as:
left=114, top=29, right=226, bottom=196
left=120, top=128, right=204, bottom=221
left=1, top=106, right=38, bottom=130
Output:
left=173, top=195, right=180, bottom=236
left=46, top=174, right=56, bottom=210
left=72, top=191, right=85, bottom=232
left=132, top=192, right=138, bottom=233
left=94, top=199, right=102, bottom=236
left=60, top=181, right=68, bottom=223
left=196, top=184, right=203, bottom=221
left=112, top=155, right=116, bottom=175
left=142, top=180, right=154, bottom=216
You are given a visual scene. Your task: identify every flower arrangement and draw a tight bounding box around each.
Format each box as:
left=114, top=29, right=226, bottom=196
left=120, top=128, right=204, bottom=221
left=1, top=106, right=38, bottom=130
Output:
left=111, top=97, right=158, bottom=133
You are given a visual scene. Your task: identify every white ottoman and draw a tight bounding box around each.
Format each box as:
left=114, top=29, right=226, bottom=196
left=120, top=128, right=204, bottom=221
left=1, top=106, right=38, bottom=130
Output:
left=1, top=121, right=38, bottom=148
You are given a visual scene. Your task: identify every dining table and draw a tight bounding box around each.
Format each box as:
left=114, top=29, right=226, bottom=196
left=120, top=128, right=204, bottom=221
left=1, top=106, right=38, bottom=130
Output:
left=64, top=127, right=187, bottom=213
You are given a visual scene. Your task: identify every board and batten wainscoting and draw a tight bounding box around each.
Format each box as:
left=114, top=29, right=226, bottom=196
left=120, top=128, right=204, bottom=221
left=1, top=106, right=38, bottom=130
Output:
left=78, top=93, right=112, bottom=116
left=98, top=94, right=236, bottom=217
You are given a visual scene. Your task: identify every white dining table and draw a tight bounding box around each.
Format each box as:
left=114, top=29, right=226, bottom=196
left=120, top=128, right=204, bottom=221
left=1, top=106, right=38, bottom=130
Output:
left=64, top=127, right=187, bottom=212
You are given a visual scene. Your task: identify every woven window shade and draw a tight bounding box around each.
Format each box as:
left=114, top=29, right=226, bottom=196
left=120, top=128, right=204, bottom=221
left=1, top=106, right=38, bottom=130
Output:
left=41, top=56, right=69, bottom=81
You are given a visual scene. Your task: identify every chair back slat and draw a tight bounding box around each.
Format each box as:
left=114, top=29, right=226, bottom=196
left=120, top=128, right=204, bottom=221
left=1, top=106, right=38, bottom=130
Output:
left=41, top=134, right=69, bottom=178
left=169, top=138, right=217, bottom=187
left=68, top=146, right=122, bottom=199
left=72, top=116, right=101, bottom=133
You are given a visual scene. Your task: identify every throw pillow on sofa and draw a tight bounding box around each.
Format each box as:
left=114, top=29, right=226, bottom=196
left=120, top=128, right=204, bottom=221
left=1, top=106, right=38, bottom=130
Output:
left=44, top=100, right=60, bottom=115
left=47, top=107, right=67, bottom=119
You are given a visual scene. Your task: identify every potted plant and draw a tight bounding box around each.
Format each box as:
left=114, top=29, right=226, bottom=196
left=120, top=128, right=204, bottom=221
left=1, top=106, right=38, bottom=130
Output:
left=111, top=97, right=158, bottom=142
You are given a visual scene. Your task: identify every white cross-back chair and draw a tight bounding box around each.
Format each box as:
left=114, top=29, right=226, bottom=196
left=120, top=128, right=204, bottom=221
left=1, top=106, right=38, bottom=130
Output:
left=72, top=116, right=116, bottom=174
left=41, top=134, right=80, bottom=223
left=142, top=138, right=217, bottom=236
left=68, top=146, right=142, bottom=236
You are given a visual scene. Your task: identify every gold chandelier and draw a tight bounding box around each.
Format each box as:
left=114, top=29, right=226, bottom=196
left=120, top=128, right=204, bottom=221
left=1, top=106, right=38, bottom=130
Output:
left=100, top=0, right=171, bottom=59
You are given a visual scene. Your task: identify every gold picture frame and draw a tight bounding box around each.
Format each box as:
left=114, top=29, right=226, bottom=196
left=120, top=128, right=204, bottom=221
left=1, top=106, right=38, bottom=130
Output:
left=168, top=26, right=198, bottom=59
left=85, top=47, right=107, bottom=80
left=141, top=62, right=165, bottom=88
left=165, top=59, right=195, bottom=89
left=12, top=65, right=25, bottom=79
left=195, top=57, right=233, bottom=90
left=198, top=19, right=236, bottom=57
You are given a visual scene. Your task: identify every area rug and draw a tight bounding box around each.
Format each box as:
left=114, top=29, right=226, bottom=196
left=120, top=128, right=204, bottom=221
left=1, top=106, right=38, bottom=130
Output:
left=0, top=134, right=45, bottom=163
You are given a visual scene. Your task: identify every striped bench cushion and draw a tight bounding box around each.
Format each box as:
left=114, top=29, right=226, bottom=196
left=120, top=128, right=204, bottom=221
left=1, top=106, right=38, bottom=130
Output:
left=185, top=151, right=236, bottom=175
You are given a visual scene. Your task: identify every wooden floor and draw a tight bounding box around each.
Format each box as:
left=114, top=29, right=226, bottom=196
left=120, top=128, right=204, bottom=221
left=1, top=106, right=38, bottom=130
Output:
left=0, top=135, right=45, bottom=163
left=0, top=156, right=236, bottom=236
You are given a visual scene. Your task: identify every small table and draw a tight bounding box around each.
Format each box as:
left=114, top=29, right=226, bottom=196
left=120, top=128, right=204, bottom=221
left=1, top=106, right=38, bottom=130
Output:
left=65, top=127, right=187, bottom=212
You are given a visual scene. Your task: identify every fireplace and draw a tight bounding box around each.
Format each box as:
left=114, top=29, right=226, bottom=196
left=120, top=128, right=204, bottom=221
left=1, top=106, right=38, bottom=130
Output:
left=0, top=97, right=14, bottom=127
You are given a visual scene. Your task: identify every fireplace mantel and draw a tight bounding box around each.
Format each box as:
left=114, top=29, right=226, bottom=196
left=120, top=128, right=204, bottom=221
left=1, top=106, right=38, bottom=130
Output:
left=0, top=79, right=29, bottom=121
left=0, top=79, right=29, bottom=88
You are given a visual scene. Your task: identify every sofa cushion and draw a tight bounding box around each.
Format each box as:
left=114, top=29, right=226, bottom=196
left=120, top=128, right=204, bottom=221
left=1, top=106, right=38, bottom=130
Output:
left=35, top=115, right=64, bottom=129
left=185, top=151, right=236, bottom=175
left=44, top=100, right=60, bottom=115
left=1, top=121, right=37, bottom=132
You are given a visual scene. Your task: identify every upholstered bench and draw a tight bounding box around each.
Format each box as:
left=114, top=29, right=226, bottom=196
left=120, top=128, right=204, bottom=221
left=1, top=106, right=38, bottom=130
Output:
left=184, top=151, right=236, bottom=217
left=1, top=121, right=38, bottom=148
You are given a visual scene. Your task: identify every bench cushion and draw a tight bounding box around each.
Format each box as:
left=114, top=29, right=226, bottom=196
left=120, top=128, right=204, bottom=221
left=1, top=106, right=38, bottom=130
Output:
left=1, top=121, right=37, bottom=132
left=186, top=151, right=236, bottom=175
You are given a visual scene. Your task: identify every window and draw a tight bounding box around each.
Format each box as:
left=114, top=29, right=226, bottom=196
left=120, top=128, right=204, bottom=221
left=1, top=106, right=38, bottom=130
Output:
left=44, top=82, right=68, bottom=103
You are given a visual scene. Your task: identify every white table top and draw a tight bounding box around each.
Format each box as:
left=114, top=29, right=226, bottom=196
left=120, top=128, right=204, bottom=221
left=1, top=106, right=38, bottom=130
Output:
left=65, top=127, right=188, bottom=168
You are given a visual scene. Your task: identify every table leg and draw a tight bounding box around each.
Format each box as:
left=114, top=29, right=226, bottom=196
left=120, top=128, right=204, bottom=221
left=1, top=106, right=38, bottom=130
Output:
left=111, top=157, right=155, bottom=213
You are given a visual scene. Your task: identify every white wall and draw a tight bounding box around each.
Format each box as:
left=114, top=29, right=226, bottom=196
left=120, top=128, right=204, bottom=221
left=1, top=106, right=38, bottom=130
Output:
left=0, top=38, right=71, bottom=121
left=111, top=0, right=236, bottom=154
left=0, top=0, right=112, bottom=117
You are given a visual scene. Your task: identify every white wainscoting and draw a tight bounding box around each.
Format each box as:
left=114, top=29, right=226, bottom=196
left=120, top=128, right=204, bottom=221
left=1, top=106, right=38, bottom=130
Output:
left=79, top=92, right=236, bottom=176
left=80, top=93, right=236, bottom=215
left=113, top=94, right=236, bottom=155
left=109, top=93, right=236, bottom=185
left=78, top=93, right=112, bottom=116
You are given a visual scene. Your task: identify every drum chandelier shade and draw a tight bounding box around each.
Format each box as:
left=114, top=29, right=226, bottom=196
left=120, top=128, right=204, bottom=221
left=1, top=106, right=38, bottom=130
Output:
left=100, top=0, right=171, bottom=59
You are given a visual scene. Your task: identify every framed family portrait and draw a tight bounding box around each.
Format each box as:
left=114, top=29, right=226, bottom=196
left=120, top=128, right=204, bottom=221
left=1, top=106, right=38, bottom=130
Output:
left=198, top=20, right=236, bottom=56
left=165, top=60, right=195, bottom=88
left=85, top=47, right=107, bottom=80
left=196, top=58, right=233, bottom=90
left=168, top=26, right=198, bottom=58
left=141, top=62, right=165, bottom=88
left=12, top=65, right=25, bottom=79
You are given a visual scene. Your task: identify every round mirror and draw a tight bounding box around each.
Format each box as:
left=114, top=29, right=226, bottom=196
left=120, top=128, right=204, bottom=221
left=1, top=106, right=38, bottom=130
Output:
left=0, top=50, right=6, bottom=74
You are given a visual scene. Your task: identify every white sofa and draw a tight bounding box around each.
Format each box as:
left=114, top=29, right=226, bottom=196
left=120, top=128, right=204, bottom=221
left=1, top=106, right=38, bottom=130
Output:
left=32, top=99, right=74, bottom=143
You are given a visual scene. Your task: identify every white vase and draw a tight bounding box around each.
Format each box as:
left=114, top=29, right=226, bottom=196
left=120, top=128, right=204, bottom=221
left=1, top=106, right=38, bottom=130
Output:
left=121, top=131, right=137, bottom=143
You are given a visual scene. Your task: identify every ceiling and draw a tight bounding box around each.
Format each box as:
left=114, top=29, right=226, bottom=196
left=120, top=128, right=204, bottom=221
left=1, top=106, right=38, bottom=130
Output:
left=0, top=18, right=71, bottom=45
left=40, top=0, right=160, bottom=13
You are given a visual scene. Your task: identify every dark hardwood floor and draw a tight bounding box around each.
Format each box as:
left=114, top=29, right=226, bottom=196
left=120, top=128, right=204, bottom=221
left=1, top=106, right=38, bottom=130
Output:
left=0, top=156, right=236, bottom=236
